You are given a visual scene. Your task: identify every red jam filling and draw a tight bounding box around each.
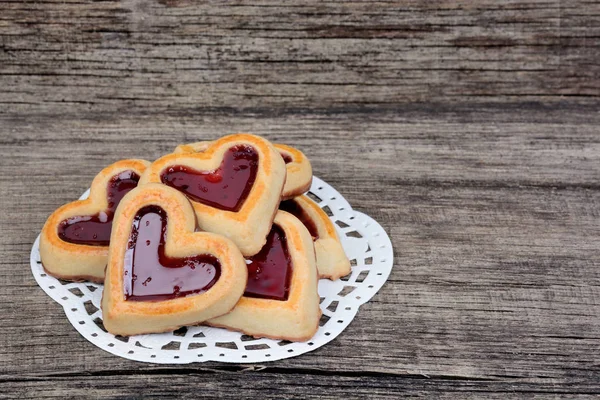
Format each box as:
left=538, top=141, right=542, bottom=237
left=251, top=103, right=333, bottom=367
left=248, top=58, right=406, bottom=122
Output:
left=281, top=152, right=293, bottom=164
left=244, top=225, right=292, bottom=301
left=161, top=145, right=258, bottom=212
left=279, top=200, right=319, bottom=240
left=58, top=170, right=140, bottom=246
left=124, top=205, right=221, bottom=302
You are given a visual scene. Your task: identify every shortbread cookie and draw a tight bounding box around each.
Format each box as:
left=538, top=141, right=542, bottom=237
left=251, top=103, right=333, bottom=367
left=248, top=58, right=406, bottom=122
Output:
left=141, top=134, right=286, bottom=256
left=279, top=195, right=351, bottom=280
left=39, top=159, right=150, bottom=282
left=175, top=141, right=312, bottom=200
left=173, top=141, right=212, bottom=154
left=207, top=211, right=321, bottom=342
left=101, top=183, right=247, bottom=336
left=275, top=144, right=312, bottom=199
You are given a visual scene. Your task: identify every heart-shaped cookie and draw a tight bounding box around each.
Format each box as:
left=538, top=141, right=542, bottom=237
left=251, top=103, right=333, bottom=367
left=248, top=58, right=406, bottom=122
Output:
left=174, top=140, right=312, bottom=200
left=141, top=134, right=286, bottom=256
left=101, top=184, right=247, bottom=336
left=275, top=144, right=313, bottom=199
left=280, top=195, right=351, bottom=280
left=40, top=159, right=150, bottom=282
left=207, top=210, right=321, bottom=342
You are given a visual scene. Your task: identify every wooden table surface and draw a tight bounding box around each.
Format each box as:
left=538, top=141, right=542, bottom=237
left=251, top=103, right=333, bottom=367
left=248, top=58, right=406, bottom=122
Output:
left=2, top=1, right=600, bottom=398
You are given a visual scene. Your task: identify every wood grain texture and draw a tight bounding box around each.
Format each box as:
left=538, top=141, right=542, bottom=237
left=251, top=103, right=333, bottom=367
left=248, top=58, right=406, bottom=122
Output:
left=1, top=0, right=600, bottom=398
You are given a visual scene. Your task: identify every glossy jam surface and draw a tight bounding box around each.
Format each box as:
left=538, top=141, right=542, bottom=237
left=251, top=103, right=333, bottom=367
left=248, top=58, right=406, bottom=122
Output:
left=124, top=206, right=221, bottom=302
left=161, top=145, right=258, bottom=212
left=281, top=152, right=293, bottom=164
left=279, top=200, right=319, bottom=240
left=58, top=170, right=140, bottom=246
left=244, top=225, right=292, bottom=301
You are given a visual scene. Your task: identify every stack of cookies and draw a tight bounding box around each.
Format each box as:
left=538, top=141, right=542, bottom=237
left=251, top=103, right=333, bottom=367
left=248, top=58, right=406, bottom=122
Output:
left=40, top=134, right=350, bottom=341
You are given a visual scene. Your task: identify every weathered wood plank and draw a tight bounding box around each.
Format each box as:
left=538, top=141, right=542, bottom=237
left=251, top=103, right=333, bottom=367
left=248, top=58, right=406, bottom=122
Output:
left=1, top=0, right=600, bottom=117
left=2, top=372, right=600, bottom=399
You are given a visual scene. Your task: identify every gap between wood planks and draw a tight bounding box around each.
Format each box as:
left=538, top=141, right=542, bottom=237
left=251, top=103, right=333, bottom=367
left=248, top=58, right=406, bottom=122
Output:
left=0, top=365, right=524, bottom=382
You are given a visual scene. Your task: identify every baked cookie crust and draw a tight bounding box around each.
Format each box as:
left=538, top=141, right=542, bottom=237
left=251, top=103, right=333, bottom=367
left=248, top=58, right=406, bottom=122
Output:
left=39, top=159, right=150, bottom=282
left=142, top=134, right=286, bottom=256
left=280, top=195, right=351, bottom=280
left=174, top=140, right=312, bottom=200
left=207, top=211, right=321, bottom=342
left=101, top=183, right=248, bottom=336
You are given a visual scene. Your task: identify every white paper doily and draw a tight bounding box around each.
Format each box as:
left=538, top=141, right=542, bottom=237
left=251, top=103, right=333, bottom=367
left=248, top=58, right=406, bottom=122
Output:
left=31, top=176, right=393, bottom=363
